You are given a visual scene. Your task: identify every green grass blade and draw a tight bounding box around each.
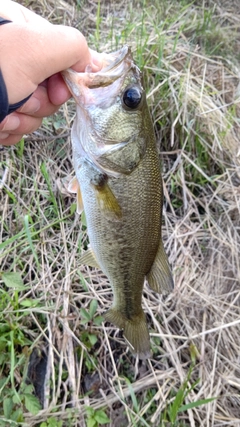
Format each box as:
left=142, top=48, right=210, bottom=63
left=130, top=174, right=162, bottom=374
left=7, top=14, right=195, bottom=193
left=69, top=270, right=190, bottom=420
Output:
left=178, top=397, right=216, bottom=412
left=24, top=215, right=40, bottom=268
left=0, top=229, right=26, bottom=251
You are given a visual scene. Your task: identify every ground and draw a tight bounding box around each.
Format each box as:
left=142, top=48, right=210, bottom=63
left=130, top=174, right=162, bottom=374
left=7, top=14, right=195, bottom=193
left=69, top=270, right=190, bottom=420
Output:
left=0, top=1, right=240, bottom=426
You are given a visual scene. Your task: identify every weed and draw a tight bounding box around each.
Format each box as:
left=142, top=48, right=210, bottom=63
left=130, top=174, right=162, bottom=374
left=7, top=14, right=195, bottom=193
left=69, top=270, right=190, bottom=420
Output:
left=0, top=273, right=41, bottom=425
left=40, top=418, right=63, bottom=427
left=80, top=299, right=104, bottom=327
left=85, top=407, right=110, bottom=427
left=160, top=346, right=216, bottom=426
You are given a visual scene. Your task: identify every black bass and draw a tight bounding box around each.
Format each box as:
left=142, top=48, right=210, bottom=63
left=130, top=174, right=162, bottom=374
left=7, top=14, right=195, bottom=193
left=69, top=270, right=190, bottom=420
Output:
left=62, top=46, right=173, bottom=359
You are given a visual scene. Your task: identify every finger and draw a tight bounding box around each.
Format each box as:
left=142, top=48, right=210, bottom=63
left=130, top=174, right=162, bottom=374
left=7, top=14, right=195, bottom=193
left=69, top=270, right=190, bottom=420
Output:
left=0, top=114, right=20, bottom=132
left=0, top=5, right=103, bottom=74
left=0, top=0, right=51, bottom=25
left=88, top=49, right=104, bottom=72
left=1, top=23, right=93, bottom=104
left=16, top=93, right=41, bottom=115
left=0, top=113, right=42, bottom=136
left=0, top=133, right=24, bottom=146
left=47, top=74, right=71, bottom=106
left=17, top=85, right=62, bottom=117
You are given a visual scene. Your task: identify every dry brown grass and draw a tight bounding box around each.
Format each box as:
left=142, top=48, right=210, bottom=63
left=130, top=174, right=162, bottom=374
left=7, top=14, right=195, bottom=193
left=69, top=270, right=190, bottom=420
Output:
left=1, top=1, right=240, bottom=426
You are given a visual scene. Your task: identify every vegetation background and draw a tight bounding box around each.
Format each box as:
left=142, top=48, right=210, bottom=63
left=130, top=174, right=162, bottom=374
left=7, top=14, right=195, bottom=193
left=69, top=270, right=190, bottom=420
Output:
left=0, top=0, right=240, bottom=426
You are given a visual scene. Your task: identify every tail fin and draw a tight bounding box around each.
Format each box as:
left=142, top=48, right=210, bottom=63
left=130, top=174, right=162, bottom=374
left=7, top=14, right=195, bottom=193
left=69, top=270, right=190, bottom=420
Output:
left=104, top=308, right=151, bottom=359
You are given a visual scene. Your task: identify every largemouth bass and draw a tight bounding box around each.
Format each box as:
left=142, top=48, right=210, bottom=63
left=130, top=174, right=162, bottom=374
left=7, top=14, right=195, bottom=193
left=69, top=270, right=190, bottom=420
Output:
left=62, top=46, right=173, bottom=359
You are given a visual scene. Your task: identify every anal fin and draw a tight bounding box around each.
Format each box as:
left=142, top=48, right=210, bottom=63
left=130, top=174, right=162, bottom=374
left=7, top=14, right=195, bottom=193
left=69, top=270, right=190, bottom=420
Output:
left=147, top=240, right=174, bottom=294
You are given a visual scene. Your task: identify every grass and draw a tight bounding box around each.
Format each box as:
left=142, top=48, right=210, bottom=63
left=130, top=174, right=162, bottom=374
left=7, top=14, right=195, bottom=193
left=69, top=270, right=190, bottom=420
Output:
left=1, top=0, right=240, bottom=426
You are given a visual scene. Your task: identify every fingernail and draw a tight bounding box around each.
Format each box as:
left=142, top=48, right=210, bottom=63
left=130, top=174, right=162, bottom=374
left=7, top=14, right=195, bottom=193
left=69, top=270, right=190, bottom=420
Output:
left=90, top=60, right=103, bottom=73
left=0, top=132, right=10, bottom=140
left=2, top=115, right=20, bottom=132
left=18, top=96, right=41, bottom=114
left=89, top=50, right=103, bottom=72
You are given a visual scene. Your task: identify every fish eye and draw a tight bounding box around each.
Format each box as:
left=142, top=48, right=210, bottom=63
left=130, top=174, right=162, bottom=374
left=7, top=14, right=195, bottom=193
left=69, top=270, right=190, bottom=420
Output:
left=122, top=85, right=142, bottom=109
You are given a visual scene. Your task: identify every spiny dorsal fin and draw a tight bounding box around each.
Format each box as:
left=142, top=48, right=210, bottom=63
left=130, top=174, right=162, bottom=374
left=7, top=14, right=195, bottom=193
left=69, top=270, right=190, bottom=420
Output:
left=147, top=240, right=174, bottom=294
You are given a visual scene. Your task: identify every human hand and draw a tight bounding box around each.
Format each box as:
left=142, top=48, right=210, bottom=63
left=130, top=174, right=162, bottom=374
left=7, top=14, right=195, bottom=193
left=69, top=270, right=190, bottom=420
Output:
left=0, top=0, right=102, bottom=145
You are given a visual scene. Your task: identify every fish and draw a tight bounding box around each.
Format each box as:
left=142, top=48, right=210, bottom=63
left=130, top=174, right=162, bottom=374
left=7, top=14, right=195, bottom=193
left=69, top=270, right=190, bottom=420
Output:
left=62, top=45, right=173, bottom=359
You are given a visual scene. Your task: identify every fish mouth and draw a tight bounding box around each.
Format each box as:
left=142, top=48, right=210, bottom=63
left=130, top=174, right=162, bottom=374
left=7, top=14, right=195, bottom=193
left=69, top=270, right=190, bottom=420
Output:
left=96, top=45, right=130, bottom=75
left=61, top=45, right=142, bottom=176
left=62, top=45, right=138, bottom=99
left=85, top=45, right=134, bottom=88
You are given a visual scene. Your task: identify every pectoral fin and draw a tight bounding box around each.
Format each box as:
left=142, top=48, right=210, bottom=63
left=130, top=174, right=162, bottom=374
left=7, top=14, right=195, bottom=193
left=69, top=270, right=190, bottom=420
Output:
left=68, top=176, right=79, bottom=193
left=79, top=248, right=100, bottom=268
left=93, top=182, right=122, bottom=219
left=76, top=187, right=84, bottom=214
left=68, top=176, right=84, bottom=214
left=147, top=241, right=174, bottom=294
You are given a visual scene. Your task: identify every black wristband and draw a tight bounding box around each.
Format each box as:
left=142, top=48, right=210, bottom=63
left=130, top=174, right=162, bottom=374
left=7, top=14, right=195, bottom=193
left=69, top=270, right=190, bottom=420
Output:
left=0, top=18, right=12, bottom=25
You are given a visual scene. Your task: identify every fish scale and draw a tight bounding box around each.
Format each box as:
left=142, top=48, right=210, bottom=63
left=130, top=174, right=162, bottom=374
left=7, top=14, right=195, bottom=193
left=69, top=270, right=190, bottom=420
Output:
left=62, top=45, right=173, bottom=359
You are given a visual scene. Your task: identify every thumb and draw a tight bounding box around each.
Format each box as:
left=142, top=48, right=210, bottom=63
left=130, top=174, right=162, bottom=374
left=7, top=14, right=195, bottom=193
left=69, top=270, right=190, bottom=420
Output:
left=1, top=22, right=96, bottom=104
